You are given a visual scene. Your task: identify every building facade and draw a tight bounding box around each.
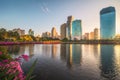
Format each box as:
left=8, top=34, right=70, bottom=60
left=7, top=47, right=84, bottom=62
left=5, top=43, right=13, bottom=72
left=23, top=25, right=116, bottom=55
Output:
left=13, top=28, right=25, bottom=36
left=72, top=20, right=82, bottom=40
left=66, top=16, right=74, bottom=40
left=100, top=6, right=116, bottom=39
left=94, top=28, right=100, bottom=40
left=60, top=23, right=66, bottom=40
left=42, top=32, right=51, bottom=38
left=51, top=27, right=58, bottom=39
left=89, top=32, right=94, bottom=40
left=84, top=33, right=89, bottom=40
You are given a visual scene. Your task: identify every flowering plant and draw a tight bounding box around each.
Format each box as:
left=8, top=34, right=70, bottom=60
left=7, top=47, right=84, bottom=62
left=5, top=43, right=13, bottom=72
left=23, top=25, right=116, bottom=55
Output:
left=0, top=52, right=37, bottom=80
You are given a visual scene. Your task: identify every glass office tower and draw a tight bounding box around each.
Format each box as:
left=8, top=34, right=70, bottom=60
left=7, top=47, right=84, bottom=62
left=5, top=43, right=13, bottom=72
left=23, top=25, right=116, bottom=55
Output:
left=72, top=20, right=82, bottom=40
left=67, top=16, right=74, bottom=40
left=100, top=6, right=116, bottom=39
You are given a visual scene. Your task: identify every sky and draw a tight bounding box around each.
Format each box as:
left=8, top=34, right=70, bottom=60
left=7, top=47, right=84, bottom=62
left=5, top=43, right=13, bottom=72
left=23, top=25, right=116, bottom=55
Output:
left=0, top=0, right=120, bottom=36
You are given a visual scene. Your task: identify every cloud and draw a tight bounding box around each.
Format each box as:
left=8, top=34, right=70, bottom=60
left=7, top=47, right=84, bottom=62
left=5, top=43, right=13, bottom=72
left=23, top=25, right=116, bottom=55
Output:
left=41, top=3, right=50, bottom=14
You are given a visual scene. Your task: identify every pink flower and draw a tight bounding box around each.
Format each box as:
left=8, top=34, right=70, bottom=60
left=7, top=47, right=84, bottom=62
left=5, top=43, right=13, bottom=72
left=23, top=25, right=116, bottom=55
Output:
left=0, top=52, right=2, bottom=55
left=5, top=61, right=26, bottom=80
left=22, top=54, right=29, bottom=61
left=0, top=62, right=3, bottom=66
left=0, top=53, right=28, bottom=80
left=2, top=59, right=9, bottom=63
left=15, top=57, right=21, bottom=61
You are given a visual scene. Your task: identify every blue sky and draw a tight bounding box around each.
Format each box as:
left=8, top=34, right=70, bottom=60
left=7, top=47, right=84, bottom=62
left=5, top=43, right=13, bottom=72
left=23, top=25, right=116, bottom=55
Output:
left=0, top=0, right=120, bottom=36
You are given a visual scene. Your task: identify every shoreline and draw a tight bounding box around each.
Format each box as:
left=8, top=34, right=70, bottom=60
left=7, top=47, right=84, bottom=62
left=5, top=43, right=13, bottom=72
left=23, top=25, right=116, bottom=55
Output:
left=0, top=40, right=120, bottom=45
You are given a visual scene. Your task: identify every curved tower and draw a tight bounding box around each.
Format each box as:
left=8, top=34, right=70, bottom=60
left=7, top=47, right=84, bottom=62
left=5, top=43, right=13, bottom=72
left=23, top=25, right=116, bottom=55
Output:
left=100, top=6, right=116, bottom=39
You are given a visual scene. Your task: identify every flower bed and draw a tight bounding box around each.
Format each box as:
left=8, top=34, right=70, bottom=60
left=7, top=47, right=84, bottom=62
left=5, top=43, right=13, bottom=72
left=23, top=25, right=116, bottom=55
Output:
left=0, top=52, right=36, bottom=80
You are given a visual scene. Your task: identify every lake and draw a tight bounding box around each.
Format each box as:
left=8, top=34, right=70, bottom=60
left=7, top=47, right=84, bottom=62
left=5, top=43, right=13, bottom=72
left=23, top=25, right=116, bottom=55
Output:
left=1, top=44, right=120, bottom=80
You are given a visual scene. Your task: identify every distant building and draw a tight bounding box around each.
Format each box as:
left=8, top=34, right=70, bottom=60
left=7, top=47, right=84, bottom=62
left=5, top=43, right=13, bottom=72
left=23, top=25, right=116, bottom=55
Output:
left=89, top=32, right=94, bottom=40
left=42, top=32, right=51, bottom=38
left=51, top=27, right=58, bottom=38
left=84, top=33, right=89, bottom=40
left=72, top=20, right=82, bottom=40
left=60, top=23, right=66, bottom=40
left=100, top=6, right=116, bottom=39
left=114, top=34, right=120, bottom=40
left=13, top=28, right=25, bottom=36
left=94, top=28, right=100, bottom=40
left=28, top=29, right=34, bottom=36
left=66, top=16, right=74, bottom=40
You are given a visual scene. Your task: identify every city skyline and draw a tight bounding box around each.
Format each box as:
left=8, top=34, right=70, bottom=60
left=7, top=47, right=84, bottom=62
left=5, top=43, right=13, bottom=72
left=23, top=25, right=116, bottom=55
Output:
left=0, top=0, right=120, bottom=36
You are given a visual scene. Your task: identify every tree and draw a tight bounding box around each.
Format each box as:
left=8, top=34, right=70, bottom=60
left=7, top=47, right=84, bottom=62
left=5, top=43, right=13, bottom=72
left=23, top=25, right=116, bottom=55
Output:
left=0, top=28, right=7, bottom=41
left=62, top=38, right=68, bottom=42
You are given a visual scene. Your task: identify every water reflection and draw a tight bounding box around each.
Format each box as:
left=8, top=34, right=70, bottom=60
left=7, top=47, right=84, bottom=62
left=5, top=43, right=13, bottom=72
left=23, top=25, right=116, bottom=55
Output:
left=0, top=45, right=35, bottom=58
left=52, top=44, right=58, bottom=58
left=100, top=45, right=116, bottom=79
left=60, top=44, right=82, bottom=69
left=60, top=44, right=67, bottom=62
left=29, top=44, right=34, bottom=57
left=114, top=45, right=120, bottom=79
left=42, top=44, right=51, bottom=57
left=0, top=46, right=9, bottom=54
left=1, top=44, right=120, bottom=80
left=93, top=44, right=100, bottom=59
left=66, top=44, right=73, bottom=68
left=0, top=45, right=20, bottom=55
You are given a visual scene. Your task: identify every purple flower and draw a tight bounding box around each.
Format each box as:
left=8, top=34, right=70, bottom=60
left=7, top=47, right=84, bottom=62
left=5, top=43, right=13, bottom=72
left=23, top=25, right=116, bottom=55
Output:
left=22, top=54, right=29, bottom=61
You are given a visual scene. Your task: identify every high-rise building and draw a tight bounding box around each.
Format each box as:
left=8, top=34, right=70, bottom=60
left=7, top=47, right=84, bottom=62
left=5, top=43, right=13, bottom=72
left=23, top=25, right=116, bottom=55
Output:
left=13, top=28, right=25, bottom=36
left=100, top=6, right=116, bottom=39
left=84, top=33, right=89, bottom=40
left=89, top=32, right=94, bottom=40
left=66, top=16, right=74, bottom=40
left=60, top=23, right=66, bottom=40
left=51, top=27, right=58, bottom=38
left=94, top=28, right=100, bottom=40
left=72, top=20, right=82, bottom=40
left=42, top=32, right=51, bottom=38
left=28, top=29, right=34, bottom=36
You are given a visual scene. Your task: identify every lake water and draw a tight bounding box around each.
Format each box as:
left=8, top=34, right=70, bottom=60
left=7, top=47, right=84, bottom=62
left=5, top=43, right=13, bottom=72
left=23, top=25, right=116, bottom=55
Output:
left=1, top=44, right=120, bottom=80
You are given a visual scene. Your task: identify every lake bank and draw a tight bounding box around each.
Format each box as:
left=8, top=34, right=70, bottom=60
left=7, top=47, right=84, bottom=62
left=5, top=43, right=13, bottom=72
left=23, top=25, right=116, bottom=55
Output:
left=0, top=41, right=61, bottom=45
left=0, top=40, right=120, bottom=45
left=62, top=40, right=120, bottom=44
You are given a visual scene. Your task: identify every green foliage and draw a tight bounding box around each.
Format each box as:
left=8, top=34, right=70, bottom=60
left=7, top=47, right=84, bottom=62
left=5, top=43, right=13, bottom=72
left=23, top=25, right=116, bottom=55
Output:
left=0, top=53, right=12, bottom=61
left=0, top=28, right=20, bottom=41
left=62, top=38, right=68, bottom=42
left=30, top=35, right=37, bottom=41
left=26, top=59, right=37, bottom=80
left=40, top=37, right=60, bottom=41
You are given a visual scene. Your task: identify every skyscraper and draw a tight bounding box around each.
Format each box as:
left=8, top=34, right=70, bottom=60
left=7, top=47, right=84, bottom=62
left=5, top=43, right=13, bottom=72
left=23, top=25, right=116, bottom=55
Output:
left=66, top=16, right=74, bottom=40
left=60, top=23, right=66, bottom=40
left=42, top=32, right=51, bottom=38
left=84, top=33, right=89, bottom=40
left=72, top=20, right=82, bottom=40
left=51, top=27, right=58, bottom=38
left=89, top=32, right=94, bottom=40
left=94, top=28, right=100, bottom=40
left=100, top=6, right=116, bottom=39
